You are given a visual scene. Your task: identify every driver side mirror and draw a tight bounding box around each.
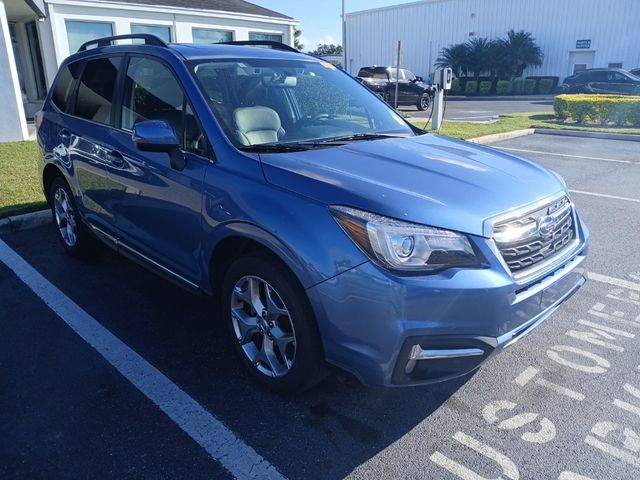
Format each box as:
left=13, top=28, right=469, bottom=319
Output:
left=132, top=120, right=186, bottom=171
left=414, top=76, right=423, bottom=82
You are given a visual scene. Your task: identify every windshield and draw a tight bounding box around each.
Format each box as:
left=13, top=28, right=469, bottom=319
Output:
left=192, top=58, right=414, bottom=149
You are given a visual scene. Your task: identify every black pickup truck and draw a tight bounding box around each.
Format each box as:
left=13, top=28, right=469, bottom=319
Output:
left=357, top=66, right=435, bottom=110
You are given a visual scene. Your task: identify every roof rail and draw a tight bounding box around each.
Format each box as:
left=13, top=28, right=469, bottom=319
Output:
left=215, top=40, right=299, bottom=53
left=77, top=34, right=167, bottom=52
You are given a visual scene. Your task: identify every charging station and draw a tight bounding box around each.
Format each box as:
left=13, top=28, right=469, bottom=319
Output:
left=432, top=67, right=452, bottom=130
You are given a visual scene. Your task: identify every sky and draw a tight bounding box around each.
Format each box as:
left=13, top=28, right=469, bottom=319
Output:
left=257, top=1, right=411, bottom=51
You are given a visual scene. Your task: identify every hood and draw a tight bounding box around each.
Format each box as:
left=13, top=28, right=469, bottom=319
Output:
left=259, top=134, right=564, bottom=237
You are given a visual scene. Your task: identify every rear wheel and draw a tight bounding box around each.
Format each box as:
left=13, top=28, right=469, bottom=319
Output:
left=221, top=252, right=326, bottom=393
left=417, top=92, right=431, bottom=111
left=49, top=177, right=96, bottom=258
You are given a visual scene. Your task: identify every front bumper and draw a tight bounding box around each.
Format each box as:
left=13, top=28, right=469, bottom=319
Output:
left=307, top=217, right=589, bottom=387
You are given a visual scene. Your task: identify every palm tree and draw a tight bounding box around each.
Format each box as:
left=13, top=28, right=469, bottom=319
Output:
left=294, top=28, right=304, bottom=50
left=465, top=37, right=491, bottom=81
left=501, top=30, right=543, bottom=78
left=486, top=39, right=510, bottom=81
left=435, top=43, right=468, bottom=78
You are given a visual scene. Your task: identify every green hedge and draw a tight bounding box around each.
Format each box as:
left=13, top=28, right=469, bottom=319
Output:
left=538, top=78, right=554, bottom=94
left=479, top=81, right=492, bottom=95
left=465, top=80, right=478, bottom=95
left=513, top=79, right=524, bottom=95
left=450, top=79, right=461, bottom=95
left=524, top=79, right=536, bottom=95
left=554, top=94, right=640, bottom=126
left=496, top=80, right=510, bottom=95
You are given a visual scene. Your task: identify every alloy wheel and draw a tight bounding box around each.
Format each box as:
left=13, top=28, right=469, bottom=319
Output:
left=53, top=186, right=77, bottom=247
left=230, top=275, right=296, bottom=377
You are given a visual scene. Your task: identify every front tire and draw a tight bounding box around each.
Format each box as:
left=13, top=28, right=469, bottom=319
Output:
left=49, top=177, right=96, bottom=258
left=221, top=252, right=326, bottom=393
left=417, top=92, right=431, bottom=111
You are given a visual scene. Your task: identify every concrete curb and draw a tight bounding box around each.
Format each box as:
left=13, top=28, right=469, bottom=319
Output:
left=534, top=128, right=640, bottom=143
left=0, top=209, right=51, bottom=234
left=467, top=129, right=536, bottom=144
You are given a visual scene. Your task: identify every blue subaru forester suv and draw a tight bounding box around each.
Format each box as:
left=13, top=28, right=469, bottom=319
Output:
left=37, top=35, right=588, bottom=392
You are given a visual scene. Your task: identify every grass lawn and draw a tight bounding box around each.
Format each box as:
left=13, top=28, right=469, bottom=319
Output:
left=410, top=112, right=640, bottom=140
left=0, top=141, right=46, bottom=219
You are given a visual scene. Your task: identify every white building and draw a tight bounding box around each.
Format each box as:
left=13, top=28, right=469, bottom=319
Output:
left=0, top=0, right=297, bottom=142
left=345, top=0, right=640, bottom=79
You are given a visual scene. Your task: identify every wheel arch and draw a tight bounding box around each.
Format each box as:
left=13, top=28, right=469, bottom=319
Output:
left=42, top=163, right=65, bottom=205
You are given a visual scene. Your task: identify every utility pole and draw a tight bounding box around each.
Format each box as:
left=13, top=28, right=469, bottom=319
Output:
left=342, top=0, right=347, bottom=72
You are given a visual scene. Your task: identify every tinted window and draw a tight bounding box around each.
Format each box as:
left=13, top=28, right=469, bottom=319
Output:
left=74, top=57, right=121, bottom=124
left=51, top=62, right=82, bottom=112
left=122, top=57, right=206, bottom=156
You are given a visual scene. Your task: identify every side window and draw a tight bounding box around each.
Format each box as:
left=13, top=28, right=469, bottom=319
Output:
left=74, top=57, right=121, bottom=125
left=122, top=57, right=207, bottom=156
left=403, top=69, right=416, bottom=81
left=51, top=62, right=82, bottom=112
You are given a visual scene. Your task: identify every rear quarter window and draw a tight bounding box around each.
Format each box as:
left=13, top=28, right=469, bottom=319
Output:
left=51, top=62, right=82, bottom=112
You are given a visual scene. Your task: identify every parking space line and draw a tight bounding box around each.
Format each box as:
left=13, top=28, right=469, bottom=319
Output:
left=0, top=239, right=285, bottom=480
left=587, top=272, right=640, bottom=292
left=496, top=147, right=636, bottom=165
left=568, top=189, right=640, bottom=203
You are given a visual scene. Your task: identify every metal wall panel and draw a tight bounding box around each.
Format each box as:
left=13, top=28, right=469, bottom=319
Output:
left=345, top=0, right=639, bottom=81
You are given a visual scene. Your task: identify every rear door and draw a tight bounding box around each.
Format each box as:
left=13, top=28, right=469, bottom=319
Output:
left=108, top=55, right=209, bottom=283
left=63, top=56, right=123, bottom=232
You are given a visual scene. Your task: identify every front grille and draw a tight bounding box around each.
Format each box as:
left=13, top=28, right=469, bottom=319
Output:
left=493, top=196, right=576, bottom=273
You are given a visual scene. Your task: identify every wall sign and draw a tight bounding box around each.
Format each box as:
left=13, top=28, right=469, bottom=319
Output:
left=576, top=39, right=591, bottom=49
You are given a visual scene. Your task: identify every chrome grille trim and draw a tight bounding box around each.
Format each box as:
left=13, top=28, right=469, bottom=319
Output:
left=490, top=193, right=581, bottom=281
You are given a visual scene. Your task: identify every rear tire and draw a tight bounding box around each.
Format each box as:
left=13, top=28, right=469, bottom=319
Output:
left=417, top=92, right=431, bottom=111
left=49, top=176, right=97, bottom=258
left=221, top=252, right=326, bottom=393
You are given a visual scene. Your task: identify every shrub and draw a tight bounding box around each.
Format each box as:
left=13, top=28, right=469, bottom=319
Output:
left=496, top=80, right=510, bottom=95
left=553, top=94, right=640, bottom=126
left=538, top=78, right=554, bottom=94
left=450, top=79, right=461, bottom=95
left=479, top=81, right=492, bottom=95
left=524, top=79, right=536, bottom=95
left=526, top=76, right=560, bottom=92
left=465, top=80, right=478, bottom=95
left=513, top=79, right=524, bottom=95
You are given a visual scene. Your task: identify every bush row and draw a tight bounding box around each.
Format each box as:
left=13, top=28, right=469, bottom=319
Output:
left=450, top=76, right=559, bottom=96
left=554, top=94, right=640, bottom=126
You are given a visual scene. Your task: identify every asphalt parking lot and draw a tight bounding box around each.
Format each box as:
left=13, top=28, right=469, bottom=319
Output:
left=2, top=133, right=640, bottom=480
left=403, top=97, right=554, bottom=121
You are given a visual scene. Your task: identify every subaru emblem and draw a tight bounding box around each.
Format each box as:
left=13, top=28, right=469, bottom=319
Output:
left=537, top=215, right=555, bottom=237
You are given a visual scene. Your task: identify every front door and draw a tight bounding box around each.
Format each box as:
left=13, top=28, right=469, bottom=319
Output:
left=568, top=51, right=595, bottom=76
left=108, top=55, right=210, bottom=284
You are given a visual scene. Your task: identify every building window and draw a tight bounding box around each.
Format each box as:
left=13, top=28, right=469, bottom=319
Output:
left=65, top=20, right=113, bottom=54
left=608, top=62, right=623, bottom=69
left=192, top=28, right=233, bottom=43
left=26, top=22, right=47, bottom=99
left=249, top=32, right=283, bottom=42
left=131, top=24, right=172, bottom=43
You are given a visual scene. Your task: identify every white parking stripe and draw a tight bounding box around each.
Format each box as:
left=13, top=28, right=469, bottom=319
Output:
left=568, top=189, right=640, bottom=203
left=587, top=272, right=640, bottom=292
left=496, top=147, right=636, bottom=164
left=0, top=239, right=285, bottom=480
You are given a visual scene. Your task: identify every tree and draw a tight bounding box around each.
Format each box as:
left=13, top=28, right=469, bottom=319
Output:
left=465, top=37, right=491, bottom=81
left=435, top=43, right=468, bottom=78
left=294, top=28, right=304, bottom=50
left=501, top=29, right=543, bottom=78
left=310, top=44, right=343, bottom=56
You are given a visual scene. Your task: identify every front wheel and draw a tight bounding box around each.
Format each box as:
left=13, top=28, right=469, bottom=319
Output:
left=221, top=252, right=326, bottom=393
left=417, top=92, right=431, bottom=111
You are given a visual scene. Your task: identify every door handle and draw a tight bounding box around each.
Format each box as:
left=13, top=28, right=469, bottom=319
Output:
left=107, top=150, right=125, bottom=167
left=58, top=129, right=71, bottom=144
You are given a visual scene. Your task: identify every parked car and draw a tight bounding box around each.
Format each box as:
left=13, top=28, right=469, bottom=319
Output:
left=630, top=68, right=640, bottom=77
left=357, top=66, right=435, bottom=110
left=38, top=34, right=588, bottom=393
left=561, top=68, right=640, bottom=95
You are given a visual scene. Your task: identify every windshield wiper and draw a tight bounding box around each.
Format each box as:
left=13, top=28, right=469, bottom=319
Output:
left=238, top=143, right=313, bottom=153
left=302, top=133, right=408, bottom=144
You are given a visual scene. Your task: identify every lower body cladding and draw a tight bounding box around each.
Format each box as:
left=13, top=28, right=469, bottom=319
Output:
left=307, top=224, right=589, bottom=387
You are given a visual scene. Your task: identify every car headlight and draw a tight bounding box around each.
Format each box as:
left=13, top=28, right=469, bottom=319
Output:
left=330, top=206, right=481, bottom=273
